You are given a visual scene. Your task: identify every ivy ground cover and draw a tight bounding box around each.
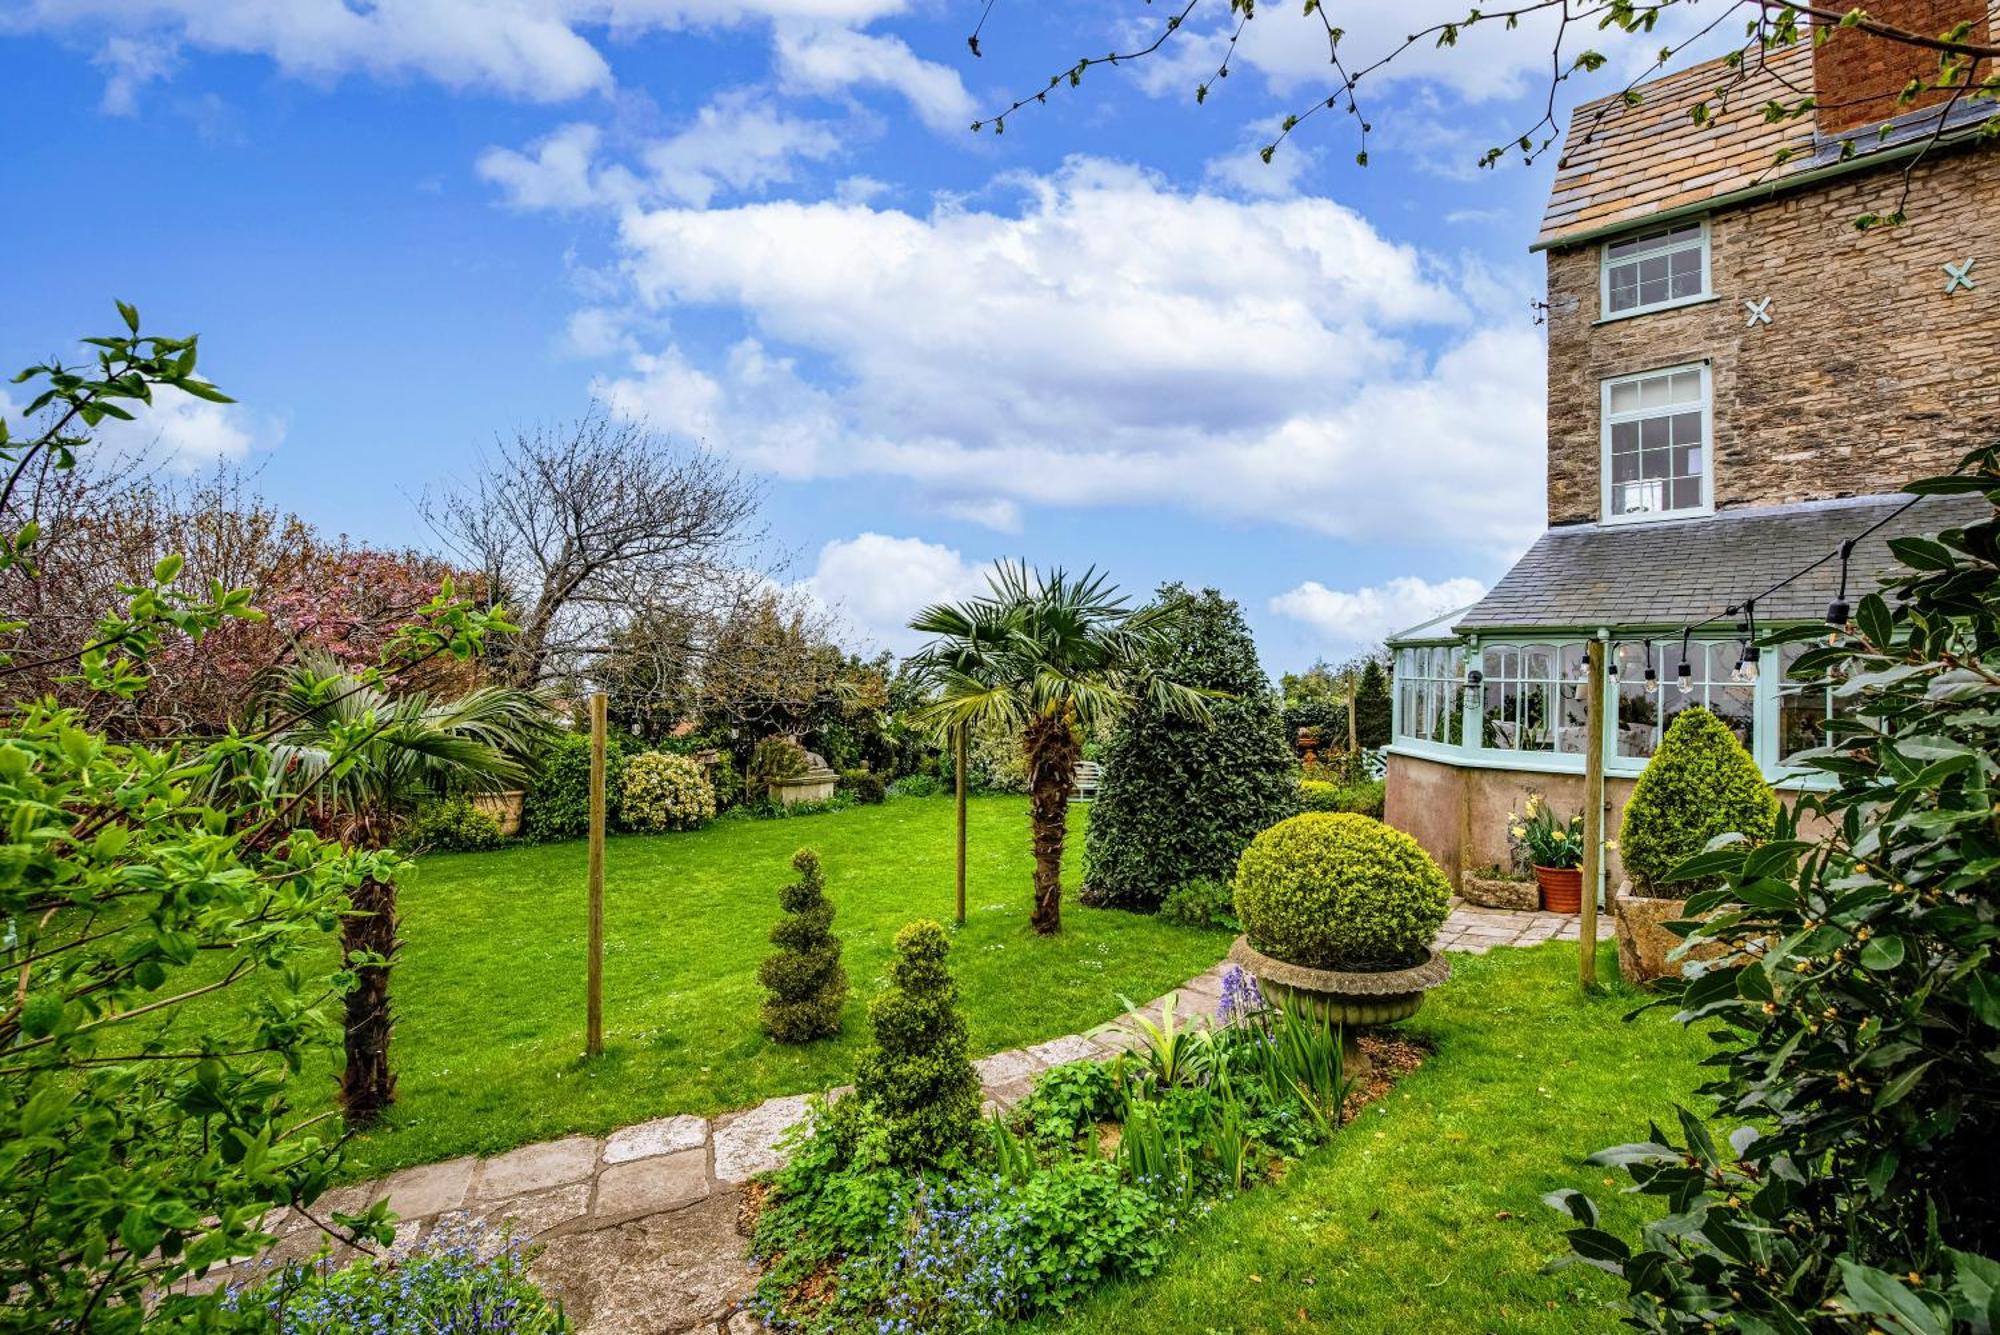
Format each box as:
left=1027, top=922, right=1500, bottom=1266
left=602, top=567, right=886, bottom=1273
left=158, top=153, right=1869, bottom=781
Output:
left=304, top=796, right=1230, bottom=1179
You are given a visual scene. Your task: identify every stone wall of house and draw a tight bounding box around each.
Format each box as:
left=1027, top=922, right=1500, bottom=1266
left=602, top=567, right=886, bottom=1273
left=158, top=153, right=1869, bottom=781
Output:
left=1543, top=146, right=2000, bottom=527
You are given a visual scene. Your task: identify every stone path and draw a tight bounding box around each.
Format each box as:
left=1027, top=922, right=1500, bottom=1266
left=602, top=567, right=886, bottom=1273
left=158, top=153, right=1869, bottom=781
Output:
left=239, top=901, right=1596, bottom=1333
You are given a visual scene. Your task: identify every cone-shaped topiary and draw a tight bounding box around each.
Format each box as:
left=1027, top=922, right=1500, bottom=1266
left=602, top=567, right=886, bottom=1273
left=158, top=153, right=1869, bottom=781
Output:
left=1618, top=706, right=1778, bottom=898
left=1082, top=584, right=1300, bottom=910
left=1233, top=813, right=1452, bottom=971
left=757, top=849, right=848, bottom=1042
left=853, top=919, right=979, bottom=1166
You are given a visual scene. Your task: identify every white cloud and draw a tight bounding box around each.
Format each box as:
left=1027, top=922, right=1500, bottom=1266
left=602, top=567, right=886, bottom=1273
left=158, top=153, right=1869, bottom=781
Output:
left=796, top=532, right=993, bottom=654
left=774, top=25, right=974, bottom=133
left=93, top=34, right=178, bottom=115
left=479, top=93, right=842, bottom=212
left=90, top=385, right=276, bottom=472
left=1203, top=116, right=1319, bottom=198
left=577, top=156, right=1544, bottom=550
left=20, top=0, right=915, bottom=108
left=935, top=498, right=1021, bottom=533
left=1269, top=575, right=1488, bottom=652
left=640, top=91, right=843, bottom=207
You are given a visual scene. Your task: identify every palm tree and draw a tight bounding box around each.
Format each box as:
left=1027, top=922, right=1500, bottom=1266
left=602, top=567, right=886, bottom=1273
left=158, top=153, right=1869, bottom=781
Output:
left=908, top=562, right=1213, bottom=935
left=261, top=654, right=551, bottom=1126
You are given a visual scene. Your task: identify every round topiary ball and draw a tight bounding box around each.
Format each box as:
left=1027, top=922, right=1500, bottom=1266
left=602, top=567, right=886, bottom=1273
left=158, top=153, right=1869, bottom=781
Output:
left=1618, top=706, right=1778, bottom=897
left=1233, top=813, right=1452, bottom=971
left=617, top=751, right=717, bottom=833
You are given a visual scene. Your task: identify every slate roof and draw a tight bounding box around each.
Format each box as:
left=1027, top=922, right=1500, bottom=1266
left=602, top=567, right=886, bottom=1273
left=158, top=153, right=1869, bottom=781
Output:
left=1536, top=11, right=2000, bottom=249
left=1454, top=493, right=1989, bottom=634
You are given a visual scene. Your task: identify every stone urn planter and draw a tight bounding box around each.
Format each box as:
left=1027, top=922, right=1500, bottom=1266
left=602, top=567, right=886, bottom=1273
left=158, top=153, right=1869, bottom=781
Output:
left=1534, top=865, right=1583, bottom=914
left=769, top=768, right=838, bottom=806
left=1228, top=935, right=1450, bottom=1072
left=467, top=789, right=525, bottom=838
left=1613, top=885, right=1725, bottom=985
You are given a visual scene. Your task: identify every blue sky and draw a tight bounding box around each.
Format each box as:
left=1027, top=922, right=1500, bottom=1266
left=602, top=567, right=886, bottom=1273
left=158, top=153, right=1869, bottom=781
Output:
left=0, top=1, right=1701, bottom=672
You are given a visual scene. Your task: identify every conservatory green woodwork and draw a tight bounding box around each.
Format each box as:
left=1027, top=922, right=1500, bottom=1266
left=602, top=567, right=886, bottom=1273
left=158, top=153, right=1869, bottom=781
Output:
left=1388, top=635, right=1834, bottom=784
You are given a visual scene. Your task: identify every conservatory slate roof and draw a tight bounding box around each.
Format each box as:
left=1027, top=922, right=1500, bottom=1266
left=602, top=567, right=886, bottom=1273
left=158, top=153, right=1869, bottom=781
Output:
left=1454, top=492, right=1988, bottom=634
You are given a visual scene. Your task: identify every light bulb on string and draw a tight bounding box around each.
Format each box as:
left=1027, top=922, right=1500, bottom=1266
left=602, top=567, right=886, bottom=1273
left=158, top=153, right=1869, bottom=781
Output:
left=1675, top=631, right=1693, bottom=696
left=1642, top=640, right=1658, bottom=695
left=1826, top=539, right=1855, bottom=645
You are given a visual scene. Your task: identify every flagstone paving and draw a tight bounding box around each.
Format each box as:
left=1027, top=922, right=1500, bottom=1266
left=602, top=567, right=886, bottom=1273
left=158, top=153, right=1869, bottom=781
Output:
left=225, top=901, right=1596, bottom=1333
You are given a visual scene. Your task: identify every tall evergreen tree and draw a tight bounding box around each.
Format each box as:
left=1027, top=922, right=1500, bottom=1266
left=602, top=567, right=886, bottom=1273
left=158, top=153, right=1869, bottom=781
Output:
left=1082, top=585, right=1299, bottom=910
left=1354, top=656, right=1393, bottom=750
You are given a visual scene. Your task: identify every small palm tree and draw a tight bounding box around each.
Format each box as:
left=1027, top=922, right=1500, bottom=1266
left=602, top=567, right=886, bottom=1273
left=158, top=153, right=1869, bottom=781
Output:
left=909, top=562, right=1212, bottom=935
left=261, top=654, right=551, bottom=1126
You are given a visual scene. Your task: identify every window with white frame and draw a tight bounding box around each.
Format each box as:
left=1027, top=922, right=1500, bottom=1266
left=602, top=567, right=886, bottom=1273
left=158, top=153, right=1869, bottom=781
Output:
left=1611, top=640, right=1754, bottom=761
left=1478, top=643, right=1589, bottom=754
left=1777, top=642, right=1850, bottom=764
left=1603, top=365, right=1709, bottom=522
left=1601, top=221, right=1708, bottom=317
left=1394, top=645, right=1465, bottom=746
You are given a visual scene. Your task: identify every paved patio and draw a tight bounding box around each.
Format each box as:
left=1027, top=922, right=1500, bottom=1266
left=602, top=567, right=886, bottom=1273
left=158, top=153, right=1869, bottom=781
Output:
left=219, top=901, right=1598, bottom=1334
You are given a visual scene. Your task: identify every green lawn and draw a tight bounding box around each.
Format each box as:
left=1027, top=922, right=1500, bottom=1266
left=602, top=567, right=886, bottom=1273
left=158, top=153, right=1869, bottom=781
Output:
left=326, top=795, right=1230, bottom=1180
left=1025, top=939, right=1712, bottom=1335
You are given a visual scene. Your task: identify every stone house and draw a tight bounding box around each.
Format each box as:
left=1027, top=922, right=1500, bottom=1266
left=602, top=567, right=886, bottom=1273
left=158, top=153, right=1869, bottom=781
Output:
left=1384, top=1, right=1999, bottom=894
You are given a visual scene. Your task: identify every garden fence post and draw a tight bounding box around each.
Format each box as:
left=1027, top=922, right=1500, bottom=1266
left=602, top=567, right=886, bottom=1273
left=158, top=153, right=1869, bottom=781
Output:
left=1580, top=639, right=1605, bottom=990
left=954, top=722, right=968, bottom=927
left=587, top=690, right=606, bottom=1056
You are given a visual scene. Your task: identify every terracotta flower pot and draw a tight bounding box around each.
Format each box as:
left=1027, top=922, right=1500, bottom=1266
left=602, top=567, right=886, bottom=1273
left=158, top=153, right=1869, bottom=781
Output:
left=1534, top=864, right=1583, bottom=914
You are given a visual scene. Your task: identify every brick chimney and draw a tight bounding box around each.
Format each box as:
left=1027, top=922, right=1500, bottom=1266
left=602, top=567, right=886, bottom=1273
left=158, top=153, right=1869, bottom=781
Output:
left=1812, top=0, right=1991, bottom=137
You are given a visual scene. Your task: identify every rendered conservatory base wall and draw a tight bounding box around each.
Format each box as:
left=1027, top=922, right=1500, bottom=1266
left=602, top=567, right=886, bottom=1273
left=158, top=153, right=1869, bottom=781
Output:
left=1384, top=751, right=1637, bottom=891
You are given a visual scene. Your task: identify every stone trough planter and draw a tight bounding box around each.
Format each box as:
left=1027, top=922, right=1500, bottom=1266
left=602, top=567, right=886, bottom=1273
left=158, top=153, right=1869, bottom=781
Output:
left=1227, top=935, right=1451, bottom=1073
left=768, top=769, right=837, bottom=806
left=467, top=789, right=525, bottom=838
left=1460, top=870, right=1538, bottom=911
left=1613, top=886, right=1727, bottom=985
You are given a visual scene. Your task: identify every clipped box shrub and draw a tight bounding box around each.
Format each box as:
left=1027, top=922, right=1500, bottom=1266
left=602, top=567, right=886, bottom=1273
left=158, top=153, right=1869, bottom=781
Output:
left=855, top=919, right=980, bottom=1167
left=759, top=848, right=847, bottom=1042
left=399, top=795, right=503, bottom=853
left=1298, top=777, right=1385, bottom=817
left=618, top=750, right=717, bottom=832
left=1617, top=706, right=1778, bottom=897
left=1233, top=813, right=1451, bottom=971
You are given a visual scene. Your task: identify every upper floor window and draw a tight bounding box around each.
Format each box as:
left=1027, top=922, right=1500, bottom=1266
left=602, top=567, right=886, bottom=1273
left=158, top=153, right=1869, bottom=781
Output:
left=1602, top=364, right=1711, bottom=523
left=1600, top=221, right=1709, bottom=318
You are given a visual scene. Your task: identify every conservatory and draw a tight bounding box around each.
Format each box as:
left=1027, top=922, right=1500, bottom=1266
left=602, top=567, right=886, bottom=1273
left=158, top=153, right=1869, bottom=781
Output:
left=1380, top=491, right=1981, bottom=888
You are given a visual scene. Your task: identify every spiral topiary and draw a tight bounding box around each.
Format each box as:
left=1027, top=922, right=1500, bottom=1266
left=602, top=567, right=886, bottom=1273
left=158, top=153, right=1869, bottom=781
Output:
left=853, top=919, right=979, bottom=1167
left=1617, top=706, right=1778, bottom=898
left=617, top=751, right=716, bottom=832
left=1233, top=813, right=1452, bottom=971
left=758, top=848, right=847, bottom=1042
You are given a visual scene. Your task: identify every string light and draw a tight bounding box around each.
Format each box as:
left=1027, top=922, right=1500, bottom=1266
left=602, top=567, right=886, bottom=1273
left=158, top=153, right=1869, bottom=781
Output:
left=1826, top=538, right=1856, bottom=645
left=1675, top=631, right=1694, bottom=696
left=1642, top=639, right=1659, bottom=695
left=1733, top=600, right=1760, bottom=683
left=1606, top=641, right=1621, bottom=681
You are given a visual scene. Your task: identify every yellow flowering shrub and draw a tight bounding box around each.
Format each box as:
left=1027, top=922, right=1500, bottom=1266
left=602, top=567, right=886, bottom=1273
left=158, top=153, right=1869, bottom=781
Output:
left=617, top=750, right=717, bottom=832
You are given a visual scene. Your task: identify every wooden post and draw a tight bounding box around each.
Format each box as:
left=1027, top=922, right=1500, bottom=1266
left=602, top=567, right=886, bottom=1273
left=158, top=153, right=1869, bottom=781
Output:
left=587, top=691, right=606, bottom=1056
left=953, top=723, right=968, bottom=927
left=1346, top=677, right=1359, bottom=761
left=1580, top=640, right=1606, bottom=991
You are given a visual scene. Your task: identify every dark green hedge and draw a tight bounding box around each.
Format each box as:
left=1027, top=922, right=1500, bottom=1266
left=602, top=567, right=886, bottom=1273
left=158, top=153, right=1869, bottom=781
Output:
left=1081, top=585, right=1299, bottom=910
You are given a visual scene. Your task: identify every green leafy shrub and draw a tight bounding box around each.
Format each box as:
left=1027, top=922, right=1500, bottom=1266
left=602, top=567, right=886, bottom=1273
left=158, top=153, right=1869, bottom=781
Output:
left=1015, top=1060, right=1127, bottom=1147
left=887, top=773, right=945, bottom=798
left=1616, top=706, right=1777, bottom=897
left=1158, top=876, right=1237, bottom=930
left=1083, top=585, right=1299, bottom=909
left=231, top=1216, right=568, bottom=1332
left=854, top=919, right=980, bottom=1167
left=748, top=735, right=810, bottom=796
left=840, top=768, right=886, bottom=804
left=1233, top=813, right=1451, bottom=970
left=617, top=750, right=716, bottom=832
left=399, top=794, right=503, bottom=852
left=1298, top=777, right=1384, bottom=816
left=1556, top=448, right=2000, bottom=1332
left=522, top=731, right=630, bottom=843
left=965, top=717, right=1029, bottom=794
left=758, top=848, right=848, bottom=1042
left=709, top=752, right=745, bottom=811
